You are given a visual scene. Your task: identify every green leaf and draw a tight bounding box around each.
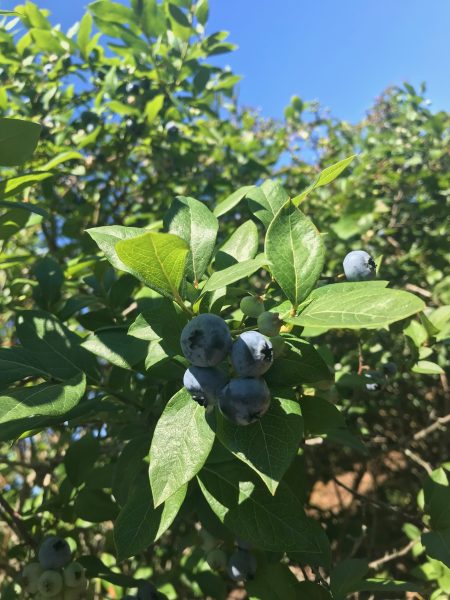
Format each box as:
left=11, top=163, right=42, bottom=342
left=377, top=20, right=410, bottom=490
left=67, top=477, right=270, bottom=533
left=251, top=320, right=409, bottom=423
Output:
left=145, top=94, right=164, bottom=123
left=213, top=185, right=254, bottom=217
left=81, top=327, right=149, bottom=370
left=203, top=254, right=267, bottom=293
left=0, top=372, right=86, bottom=429
left=0, top=118, right=41, bottom=166
left=140, top=0, right=166, bottom=37
left=352, top=579, right=424, bottom=593
left=292, top=155, right=356, bottom=205
left=16, top=310, right=100, bottom=382
left=89, top=1, right=136, bottom=24
left=64, top=435, right=100, bottom=486
left=164, top=196, right=218, bottom=284
left=116, top=232, right=189, bottom=300
left=74, top=488, right=118, bottom=522
left=112, top=435, right=150, bottom=506
left=214, top=220, right=259, bottom=270
left=149, top=389, right=215, bottom=507
left=87, top=225, right=144, bottom=272
left=246, top=180, right=289, bottom=228
left=0, top=200, right=48, bottom=218
left=216, top=396, right=303, bottom=494
left=114, top=475, right=187, bottom=561
left=168, top=3, right=191, bottom=28
left=412, top=361, right=444, bottom=375
left=288, top=282, right=425, bottom=329
left=198, top=460, right=330, bottom=559
left=0, top=347, right=49, bottom=390
left=265, top=200, right=325, bottom=306
left=330, top=559, right=369, bottom=600
left=422, top=529, right=450, bottom=568
left=247, top=562, right=304, bottom=600
left=0, top=172, right=53, bottom=199
left=77, top=12, right=93, bottom=58
left=265, top=337, right=332, bottom=387
left=296, top=582, right=331, bottom=599
left=423, top=468, right=450, bottom=530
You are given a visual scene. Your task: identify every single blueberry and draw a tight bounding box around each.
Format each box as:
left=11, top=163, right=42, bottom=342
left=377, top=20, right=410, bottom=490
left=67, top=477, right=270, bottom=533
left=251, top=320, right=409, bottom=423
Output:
left=219, top=377, right=271, bottom=425
left=257, top=311, right=282, bottom=337
left=231, top=331, right=273, bottom=377
left=383, top=361, right=397, bottom=376
left=240, top=295, right=265, bottom=318
left=227, top=549, right=257, bottom=582
left=37, top=570, right=63, bottom=597
left=343, top=250, right=376, bottom=282
left=183, top=366, right=229, bottom=407
left=38, top=536, right=72, bottom=569
left=180, top=314, right=232, bottom=367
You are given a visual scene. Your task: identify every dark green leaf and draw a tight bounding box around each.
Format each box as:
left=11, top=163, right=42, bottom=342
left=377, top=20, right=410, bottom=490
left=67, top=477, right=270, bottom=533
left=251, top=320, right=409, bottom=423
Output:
left=0, top=118, right=41, bottom=166
left=246, top=180, right=289, bottom=228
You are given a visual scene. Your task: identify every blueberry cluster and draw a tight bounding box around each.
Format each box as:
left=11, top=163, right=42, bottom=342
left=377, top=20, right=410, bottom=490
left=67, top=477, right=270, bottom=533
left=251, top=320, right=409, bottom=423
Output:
left=181, top=301, right=282, bottom=426
left=21, top=536, right=87, bottom=599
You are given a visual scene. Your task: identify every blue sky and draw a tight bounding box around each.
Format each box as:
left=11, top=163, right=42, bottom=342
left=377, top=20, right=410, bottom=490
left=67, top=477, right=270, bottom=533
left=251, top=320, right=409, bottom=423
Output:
left=2, top=0, right=449, bottom=122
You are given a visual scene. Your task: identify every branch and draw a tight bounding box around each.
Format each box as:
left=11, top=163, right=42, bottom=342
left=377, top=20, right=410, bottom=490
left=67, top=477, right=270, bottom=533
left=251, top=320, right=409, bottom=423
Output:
left=369, top=540, right=415, bottom=570
left=0, top=492, right=37, bottom=550
left=413, top=413, right=450, bottom=441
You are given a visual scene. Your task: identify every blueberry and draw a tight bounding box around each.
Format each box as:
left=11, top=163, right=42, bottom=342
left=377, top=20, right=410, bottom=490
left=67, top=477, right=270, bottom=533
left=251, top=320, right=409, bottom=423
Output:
left=21, top=562, right=44, bottom=595
left=38, top=570, right=63, bottom=597
left=383, top=361, right=397, bottom=376
left=364, top=370, right=384, bottom=392
left=206, top=547, right=227, bottom=570
left=227, top=549, right=257, bottom=582
left=183, top=366, right=229, bottom=407
left=343, top=250, right=376, bottom=281
left=240, top=296, right=265, bottom=318
left=38, top=536, right=72, bottom=569
left=257, top=311, right=282, bottom=337
left=180, top=314, right=232, bottom=367
left=219, top=377, right=271, bottom=425
left=63, top=562, right=86, bottom=589
left=137, top=582, right=163, bottom=600
left=231, top=331, right=273, bottom=377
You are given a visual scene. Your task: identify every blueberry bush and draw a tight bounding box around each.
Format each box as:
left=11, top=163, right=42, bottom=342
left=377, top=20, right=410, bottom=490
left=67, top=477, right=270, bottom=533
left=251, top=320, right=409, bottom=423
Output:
left=0, top=2, right=449, bottom=599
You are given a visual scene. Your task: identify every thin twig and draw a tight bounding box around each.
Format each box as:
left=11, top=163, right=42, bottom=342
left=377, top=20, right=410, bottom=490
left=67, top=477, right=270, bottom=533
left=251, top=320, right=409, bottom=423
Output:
left=403, top=448, right=433, bottom=475
left=413, top=413, right=450, bottom=441
left=369, top=540, right=415, bottom=570
left=0, top=492, right=37, bottom=549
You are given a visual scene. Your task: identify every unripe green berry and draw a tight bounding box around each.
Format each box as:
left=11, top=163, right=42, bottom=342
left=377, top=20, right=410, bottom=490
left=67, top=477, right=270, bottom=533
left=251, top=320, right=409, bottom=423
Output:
left=240, top=296, right=265, bottom=318
left=206, top=548, right=227, bottom=571
left=38, top=570, right=64, bottom=597
left=21, top=562, right=44, bottom=594
left=257, top=311, right=282, bottom=337
left=269, top=335, right=286, bottom=358
left=63, top=562, right=87, bottom=589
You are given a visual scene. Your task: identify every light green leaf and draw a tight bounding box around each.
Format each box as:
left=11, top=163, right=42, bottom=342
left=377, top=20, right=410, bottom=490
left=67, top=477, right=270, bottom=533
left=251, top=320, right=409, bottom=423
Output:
left=145, top=94, right=164, bottom=123
left=116, top=232, right=189, bottom=300
left=203, top=254, right=267, bottom=293
left=149, top=389, right=215, bottom=507
left=246, top=180, right=289, bottom=227
left=216, top=396, right=303, bottom=494
left=288, top=282, right=425, bottom=329
left=292, top=155, right=356, bottom=205
left=87, top=225, right=144, bottom=272
left=0, top=372, right=86, bottom=427
left=140, top=0, right=166, bottom=37
left=412, top=361, right=444, bottom=375
left=77, top=12, right=93, bottom=58
left=213, top=185, right=254, bottom=217
left=197, top=460, right=330, bottom=559
left=0, top=118, right=41, bottom=166
left=352, top=579, right=424, bottom=593
left=164, top=196, right=218, bottom=284
left=214, top=220, right=259, bottom=270
left=265, top=200, right=325, bottom=306
left=81, top=328, right=149, bottom=370
left=89, top=0, right=136, bottom=24
left=0, top=172, right=53, bottom=199
left=38, top=151, right=84, bottom=171
left=114, top=475, right=186, bottom=561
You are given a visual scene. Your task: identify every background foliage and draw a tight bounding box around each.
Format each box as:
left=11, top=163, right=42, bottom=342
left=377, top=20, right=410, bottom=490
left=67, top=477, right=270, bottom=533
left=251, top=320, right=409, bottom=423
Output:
left=0, top=1, right=449, bottom=599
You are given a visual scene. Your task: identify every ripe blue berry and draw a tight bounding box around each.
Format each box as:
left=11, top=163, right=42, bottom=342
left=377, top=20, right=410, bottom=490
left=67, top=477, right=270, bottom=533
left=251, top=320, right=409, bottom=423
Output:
left=180, top=314, right=232, bottom=367
left=227, top=549, right=257, bottom=582
left=231, top=331, right=273, bottom=377
left=257, top=311, right=282, bottom=337
left=343, top=250, right=376, bottom=281
left=183, top=366, right=228, bottom=407
left=38, top=536, right=71, bottom=569
left=364, top=370, right=384, bottom=392
left=219, top=377, right=271, bottom=425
